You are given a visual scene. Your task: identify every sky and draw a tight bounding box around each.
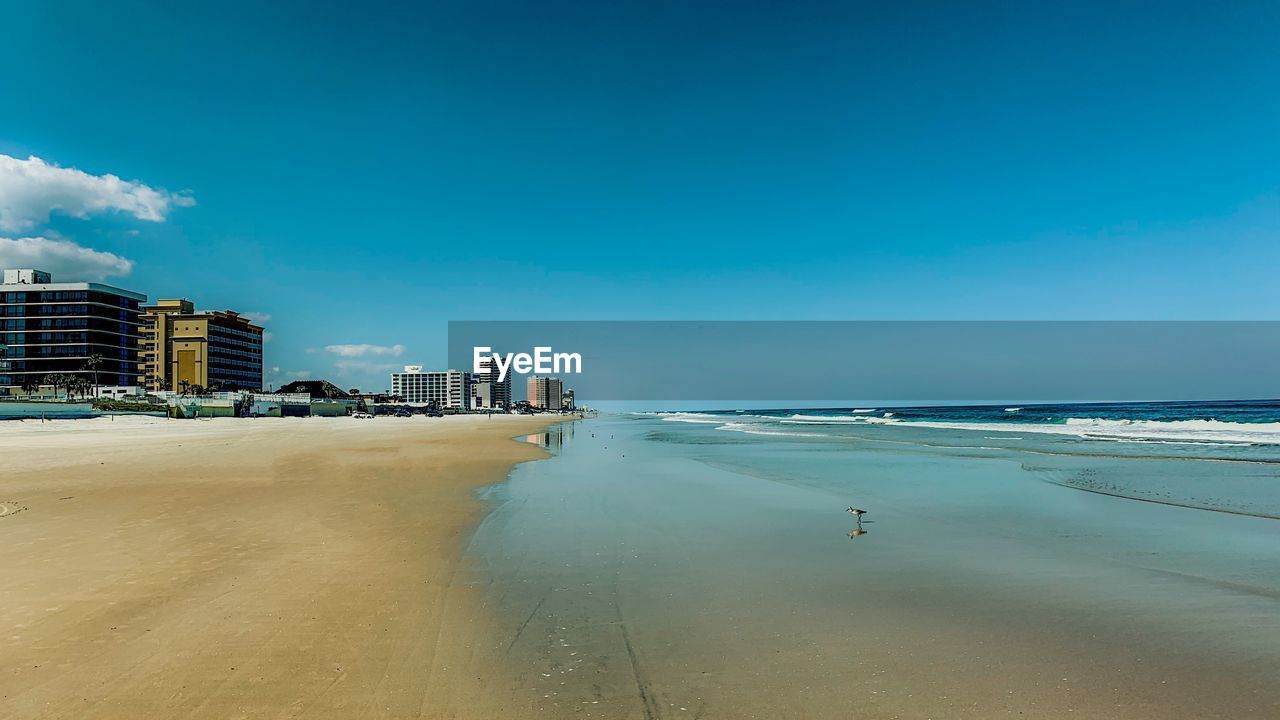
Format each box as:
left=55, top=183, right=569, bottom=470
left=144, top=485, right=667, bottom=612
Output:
left=1, top=0, right=1277, bottom=391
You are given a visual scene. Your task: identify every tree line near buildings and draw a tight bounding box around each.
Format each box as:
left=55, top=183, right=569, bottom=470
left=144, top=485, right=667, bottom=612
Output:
left=28, top=373, right=94, bottom=399
left=21, top=353, right=105, bottom=399
left=30, top=375, right=232, bottom=398
left=17, top=352, right=165, bottom=411
left=20, top=351, right=234, bottom=399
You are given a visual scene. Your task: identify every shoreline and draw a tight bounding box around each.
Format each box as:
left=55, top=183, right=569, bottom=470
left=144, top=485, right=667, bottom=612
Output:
left=0, top=414, right=572, bottom=719
left=467, top=414, right=1280, bottom=719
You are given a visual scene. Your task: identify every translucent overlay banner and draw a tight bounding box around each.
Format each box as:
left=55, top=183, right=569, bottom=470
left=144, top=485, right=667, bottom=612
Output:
left=447, top=321, right=1280, bottom=402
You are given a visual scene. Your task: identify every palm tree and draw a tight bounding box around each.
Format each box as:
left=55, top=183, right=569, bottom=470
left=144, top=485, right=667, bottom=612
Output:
left=70, top=376, right=91, bottom=400
left=84, top=353, right=103, bottom=398
left=42, top=374, right=71, bottom=399
left=178, top=379, right=191, bottom=396
left=21, top=377, right=40, bottom=396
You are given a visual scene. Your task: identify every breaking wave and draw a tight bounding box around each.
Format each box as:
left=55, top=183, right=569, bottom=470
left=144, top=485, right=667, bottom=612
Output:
left=847, top=416, right=1277, bottom=445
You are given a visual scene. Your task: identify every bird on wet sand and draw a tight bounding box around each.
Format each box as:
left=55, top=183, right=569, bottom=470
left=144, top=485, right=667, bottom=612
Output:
left=846, top=506, right=867, bottom=520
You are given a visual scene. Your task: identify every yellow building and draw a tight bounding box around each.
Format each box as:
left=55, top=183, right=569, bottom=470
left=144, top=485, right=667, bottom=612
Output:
left=140, top=299, right=264, bottom=392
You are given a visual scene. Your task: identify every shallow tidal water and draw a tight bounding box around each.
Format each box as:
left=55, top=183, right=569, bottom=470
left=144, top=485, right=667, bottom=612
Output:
left=467, top=415, right=1280, bottom=719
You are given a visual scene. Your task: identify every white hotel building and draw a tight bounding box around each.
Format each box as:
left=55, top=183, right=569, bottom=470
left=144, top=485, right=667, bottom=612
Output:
left=390, top=366, right=471, bottom=409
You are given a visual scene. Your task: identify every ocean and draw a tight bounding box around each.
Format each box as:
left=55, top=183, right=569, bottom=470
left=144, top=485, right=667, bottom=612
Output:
left=468, top=401, right=1280, bottom=718
left=663, top=398, right=1280, bottom=445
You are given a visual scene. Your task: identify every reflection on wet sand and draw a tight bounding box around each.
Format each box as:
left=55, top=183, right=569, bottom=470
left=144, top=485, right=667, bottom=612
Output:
left=522, top=420, right=574, bottom=451
left=473, top=415, right=1280, bottom=719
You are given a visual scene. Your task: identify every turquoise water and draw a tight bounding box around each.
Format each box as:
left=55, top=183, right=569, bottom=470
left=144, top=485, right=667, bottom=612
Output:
left=470, top=411, right=1280, bottom=718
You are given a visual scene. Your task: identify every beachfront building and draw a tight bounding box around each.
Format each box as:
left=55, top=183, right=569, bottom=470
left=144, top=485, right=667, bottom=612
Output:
left=272, top=380, right=357, bottom=416
left=140, top=299, right=265, bottom=392
left=469, top=360, right=512, bottom=410
left=0, top=268, right=146, bottom=392
left=527, top=375, right=563, bottom=410
left=471, top=380, right=494, bottom=410
left=391, top=366, right=471, bottom=409
left=94, top=385, right=144, bottom=399
left=562, top=388, right=575, bottom=410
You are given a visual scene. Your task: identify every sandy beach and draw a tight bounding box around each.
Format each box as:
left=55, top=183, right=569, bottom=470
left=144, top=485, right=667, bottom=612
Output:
left=5, top=410, right=1278, bottom=720
left=0, top=414, right=566, bottom=719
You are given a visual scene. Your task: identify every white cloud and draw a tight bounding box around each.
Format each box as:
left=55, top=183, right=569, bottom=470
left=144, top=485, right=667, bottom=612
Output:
left=0, top=153, right=195, bottom=233
left=324, top=343, right=405, bottom=358
left=268, top=367, right=311, bottom=380
left=241, top=312, right=272, bottom=342
left=334, top=360, right=401, bottom=376
left=0, top=236, right=134, bottom=280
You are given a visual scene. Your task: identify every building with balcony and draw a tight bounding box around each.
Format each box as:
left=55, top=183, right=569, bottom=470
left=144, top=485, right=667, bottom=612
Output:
left=391, top=366, right=470, bottom=409
left=0, top=268, right=146, bottom=392
left=140, top=298, right=265, bottom=392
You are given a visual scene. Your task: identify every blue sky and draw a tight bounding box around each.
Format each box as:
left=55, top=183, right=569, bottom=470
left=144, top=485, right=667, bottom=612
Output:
left=1, top=0, right=1277, bottom=390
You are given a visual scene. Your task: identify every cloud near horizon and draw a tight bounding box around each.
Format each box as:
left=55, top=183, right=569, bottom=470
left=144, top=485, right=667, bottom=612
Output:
left=323, top=343, right=406, bottom=358
left=270, top=367, right=311, bottom=380
left=334, top=360, right=402, bottom=377
left=0, top=236, right=134, bottom=280
left=0, top=153, right=195, bottom=233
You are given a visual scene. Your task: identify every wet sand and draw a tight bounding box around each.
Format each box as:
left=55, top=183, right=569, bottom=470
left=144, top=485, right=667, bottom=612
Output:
left=471, top=417, right=1280, bottom=719
left=0, top=414, right=567, bottom=719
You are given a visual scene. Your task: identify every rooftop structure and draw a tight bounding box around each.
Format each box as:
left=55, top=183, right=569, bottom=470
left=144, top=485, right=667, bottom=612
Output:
left=277, top=379, right=351, bottom=399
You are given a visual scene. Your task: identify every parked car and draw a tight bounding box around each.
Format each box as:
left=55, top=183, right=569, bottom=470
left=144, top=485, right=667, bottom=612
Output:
left=352, top=411, right=374, bottom=419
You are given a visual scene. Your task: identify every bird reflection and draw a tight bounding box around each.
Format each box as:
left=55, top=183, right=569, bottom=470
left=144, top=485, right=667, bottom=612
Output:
left=845, top=505, right=869, bottom=539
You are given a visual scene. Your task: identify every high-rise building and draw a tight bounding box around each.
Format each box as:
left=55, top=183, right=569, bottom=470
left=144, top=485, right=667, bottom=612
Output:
left=526, top=375, right=563, bottom=410
left=471, top=380, right=494, bottom=410
left=469, top=356, right=512, bottom=410
left=140, top=299, right=265, bottom=392
left=391, top=366, right=471, bottom=409
left=0, top=269, right=146, bottom=391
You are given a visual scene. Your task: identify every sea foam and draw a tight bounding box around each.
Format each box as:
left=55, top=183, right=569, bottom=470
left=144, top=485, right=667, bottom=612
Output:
left=848, top=416, right=1278, bottom=445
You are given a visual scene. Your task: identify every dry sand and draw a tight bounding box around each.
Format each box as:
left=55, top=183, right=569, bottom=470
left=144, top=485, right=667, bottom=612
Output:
left=0, top=414, right=567, bottom=719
